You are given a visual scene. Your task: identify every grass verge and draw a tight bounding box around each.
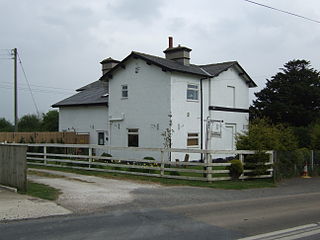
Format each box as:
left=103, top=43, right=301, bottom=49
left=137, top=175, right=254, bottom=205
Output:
left=20, top=181, right=61, bottom=201
left=28, top=165, right=276, bottom=190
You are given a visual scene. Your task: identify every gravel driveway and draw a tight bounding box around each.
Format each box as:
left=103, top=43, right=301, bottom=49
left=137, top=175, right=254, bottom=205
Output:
left=28, top=169, right=160, bottom=213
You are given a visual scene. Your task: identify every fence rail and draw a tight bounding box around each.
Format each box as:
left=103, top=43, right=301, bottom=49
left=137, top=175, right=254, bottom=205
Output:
left=25, top=144, right=274, bottom=182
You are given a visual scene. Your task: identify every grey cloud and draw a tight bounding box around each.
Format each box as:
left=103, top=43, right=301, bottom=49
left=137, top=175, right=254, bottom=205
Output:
left=111, top=0, right=163, bottom=22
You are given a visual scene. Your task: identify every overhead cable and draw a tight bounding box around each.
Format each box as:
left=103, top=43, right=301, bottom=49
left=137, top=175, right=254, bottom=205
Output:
left=243, top=0, right=320, bottom=24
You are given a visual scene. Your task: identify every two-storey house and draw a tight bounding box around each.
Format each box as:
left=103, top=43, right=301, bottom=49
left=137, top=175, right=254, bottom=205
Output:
left=53, top=37, right=256, bottom=161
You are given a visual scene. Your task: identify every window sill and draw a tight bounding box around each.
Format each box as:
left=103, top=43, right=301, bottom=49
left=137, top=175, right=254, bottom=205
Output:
left=187, top=145, right=200, bottom=148
left=121, top=97, right=128, bottom=100
left=186, top=99, right=199, bottom=102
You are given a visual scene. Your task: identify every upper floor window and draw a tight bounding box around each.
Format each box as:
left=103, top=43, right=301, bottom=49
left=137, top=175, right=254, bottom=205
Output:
left=122, top=85, right=128, bottom=98
left=187, top=84, right=199, bottom=101
left=227, top=85, right=235, bottom=108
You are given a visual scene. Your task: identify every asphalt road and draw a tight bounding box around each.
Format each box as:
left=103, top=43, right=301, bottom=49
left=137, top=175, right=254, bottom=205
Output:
left=1, top=175, right=320, bottom=240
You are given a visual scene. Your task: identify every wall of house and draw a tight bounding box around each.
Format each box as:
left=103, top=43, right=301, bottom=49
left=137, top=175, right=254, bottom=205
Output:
left=108, top=58, right=171, bottom=160
left=207, top=66, right=250, bottom=158
left=59, top=105, right=109, bottom=146
left=170, top=72, right=203, bottom=161
left=210, top=66, right=249, bottom=109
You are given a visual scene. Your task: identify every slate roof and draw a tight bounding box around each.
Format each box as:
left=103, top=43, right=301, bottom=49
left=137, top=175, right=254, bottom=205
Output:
left=100, top=51, right=256, bottom=87
left=54, top=51, right=256, bottom=108
left=131, top=52, right=210, bottom=77
left=199, top=61, right=257, bottom=87
left=52, top=81, right=108, bottom=107
left=76, top=80, right=104, bottom=92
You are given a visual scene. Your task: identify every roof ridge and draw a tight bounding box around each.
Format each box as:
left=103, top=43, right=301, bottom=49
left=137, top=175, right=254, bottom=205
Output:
left=198, top=61, right=237, bottom=67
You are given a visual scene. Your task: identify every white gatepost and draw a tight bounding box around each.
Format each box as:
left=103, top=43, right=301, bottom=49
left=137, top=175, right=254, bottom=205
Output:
left=89, top=147, right=93, bottom=168
left=239, top=154, right=244, bottom=179
left=44, top=145, right=47, bottom=165
left=160, top=150, right=164, bottom=176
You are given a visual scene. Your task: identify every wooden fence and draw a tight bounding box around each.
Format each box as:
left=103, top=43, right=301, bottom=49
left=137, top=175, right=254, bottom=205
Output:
left=25, top=144, right=274, bottom=182
left=0, top=132, right=89, bottom=144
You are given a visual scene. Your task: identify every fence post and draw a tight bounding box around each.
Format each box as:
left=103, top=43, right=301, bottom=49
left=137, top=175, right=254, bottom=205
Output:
left=239, top=154, right=244, bottom=179
left=89, top=147, right=92, bottom=168
left=206, top=153, right=212, bottom=182
left=44, top=145, right=47, bottom=166
left=160, top=150, right=164, bottom=177
left=269, top=151, right=274, bottom=178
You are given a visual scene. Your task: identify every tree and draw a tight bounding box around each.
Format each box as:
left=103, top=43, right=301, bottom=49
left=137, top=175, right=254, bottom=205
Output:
left=42, top=110, right=59, bottom=131
left=0, top=118, right=14, bottom=132
left=236, top=118, right=298, bottom=151
left=18, top=114, right=42, bottom=132
left=251, top=60, right=320, bottom=127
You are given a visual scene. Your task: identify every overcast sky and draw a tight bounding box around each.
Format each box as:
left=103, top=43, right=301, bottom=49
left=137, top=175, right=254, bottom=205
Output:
left=1, top=0, right=320, bottom=122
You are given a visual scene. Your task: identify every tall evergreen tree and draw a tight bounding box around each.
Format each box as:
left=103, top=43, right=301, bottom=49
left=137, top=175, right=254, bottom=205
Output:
left=251, top=60, right=320, bottom=126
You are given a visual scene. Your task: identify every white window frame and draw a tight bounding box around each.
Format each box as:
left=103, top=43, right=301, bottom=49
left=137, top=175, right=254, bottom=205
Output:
left=121, top=85, right=128, bottom=99
left=227, top=85, right=235, bottom=108
left=186, top=84, right=199, bottom=101
left=187, top=132, right=199, bottom=147
left=128, top=128, right=139, bottom=147
left=97, top=132, right=105, bottom=145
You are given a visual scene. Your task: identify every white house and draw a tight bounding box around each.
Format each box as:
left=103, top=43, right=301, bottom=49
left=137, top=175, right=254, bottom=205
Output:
left=53, top=37, right=256, bottom=161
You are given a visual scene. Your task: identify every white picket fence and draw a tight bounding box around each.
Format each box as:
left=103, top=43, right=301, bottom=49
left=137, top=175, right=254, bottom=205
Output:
left=25, top=144, right=274, bottom=182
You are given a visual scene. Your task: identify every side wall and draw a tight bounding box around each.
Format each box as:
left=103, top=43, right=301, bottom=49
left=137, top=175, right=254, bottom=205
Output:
left=170, top=72, right=202, bottom=161
left=59, top=105, right=109, bottom=145
left=207, top=66, right=250, bottom=153
left=108, top=58, right=171, bottom=160
left=0, top=145, right=27, bottom=192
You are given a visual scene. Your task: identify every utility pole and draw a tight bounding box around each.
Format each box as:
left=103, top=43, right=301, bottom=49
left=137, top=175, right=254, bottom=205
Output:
left=13, top=48, right=18, bottom=132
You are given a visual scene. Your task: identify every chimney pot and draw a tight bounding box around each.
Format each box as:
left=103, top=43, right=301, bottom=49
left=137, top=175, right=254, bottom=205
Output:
left=169, top=36, right=173, bottom=48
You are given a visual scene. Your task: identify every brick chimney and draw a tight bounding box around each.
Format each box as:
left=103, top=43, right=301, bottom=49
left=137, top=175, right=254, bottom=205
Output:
left=100, top=57, right=120, bottom=75
left=163, top=37, right=192, bottom=66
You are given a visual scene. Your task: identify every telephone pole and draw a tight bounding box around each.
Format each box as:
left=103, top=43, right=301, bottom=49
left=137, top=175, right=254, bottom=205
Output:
left=13, top=48, right=18, bottom=132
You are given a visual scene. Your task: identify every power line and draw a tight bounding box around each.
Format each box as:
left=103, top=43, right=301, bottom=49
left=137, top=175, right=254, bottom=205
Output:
left=243, top=0, right=320, bottom=24
left=2, top=81, right=74, bottom=92
left=17, top=52, right=40, bottom=116
left=1, top=82, right=74, bottom=94
left=0, top=84, right=73, bottom=95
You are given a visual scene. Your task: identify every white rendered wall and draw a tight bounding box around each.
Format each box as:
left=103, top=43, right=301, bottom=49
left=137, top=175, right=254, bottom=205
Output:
left=170, top=72, right=202, bottom=161
left=207, top=66, right=250, bottom=157
left=59, top=105, right=109, bottom=145
left=210, top=67, right=249, bottom=109
left=108, top=58, right=171, bottom=160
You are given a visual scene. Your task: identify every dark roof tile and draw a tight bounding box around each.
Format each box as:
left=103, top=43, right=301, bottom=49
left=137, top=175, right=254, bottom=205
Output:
left=52, top=81, right=108, bottom=107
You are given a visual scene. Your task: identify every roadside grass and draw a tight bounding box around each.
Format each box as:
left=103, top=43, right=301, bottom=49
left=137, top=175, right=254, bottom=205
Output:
left=20, top=181, right=61, bottom=201
left=28, top=165, right=275, bottom=190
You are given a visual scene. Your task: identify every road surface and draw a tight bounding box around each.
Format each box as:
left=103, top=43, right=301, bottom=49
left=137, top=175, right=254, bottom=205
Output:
left=0, top=170, right=319, bottom=239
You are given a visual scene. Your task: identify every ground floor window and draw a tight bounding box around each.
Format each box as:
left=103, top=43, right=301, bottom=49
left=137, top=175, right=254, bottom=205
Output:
left=98, top=132, right=105, bottom=145
left=187, top=133, right=199, bottom=147
left=128, top=128, right=139, bottom=147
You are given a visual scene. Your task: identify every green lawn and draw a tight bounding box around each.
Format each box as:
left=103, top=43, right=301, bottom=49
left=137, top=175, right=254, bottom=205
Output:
left=20, top=181, right=61, bottom=201
left=28, top=165, right=276, bottom=190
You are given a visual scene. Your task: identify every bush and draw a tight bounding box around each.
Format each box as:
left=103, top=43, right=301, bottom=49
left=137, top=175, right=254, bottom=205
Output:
left=236, top=118, right=298, bottom=151
left=244, top=152, right=270, bottom=176
left=228, top=159, right=244, bottom=180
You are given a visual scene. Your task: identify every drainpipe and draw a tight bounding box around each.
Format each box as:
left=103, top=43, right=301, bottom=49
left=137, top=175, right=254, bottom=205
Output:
left=200, top=78, right=203, bottom=155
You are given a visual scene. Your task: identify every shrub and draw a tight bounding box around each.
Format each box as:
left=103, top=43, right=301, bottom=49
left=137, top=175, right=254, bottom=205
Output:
left=236, top=118, right=298, bottom=151
left=100, top=152, right=112, bottom=163
left=244, top=152, right=270, bottom=176
left=228, top=159, right=244, bottom=180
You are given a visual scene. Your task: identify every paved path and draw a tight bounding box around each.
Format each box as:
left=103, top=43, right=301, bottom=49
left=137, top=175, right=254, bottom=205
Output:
left=28, top=169, right=160, bottom=213
left=0, top=187, right=71, bottom=221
